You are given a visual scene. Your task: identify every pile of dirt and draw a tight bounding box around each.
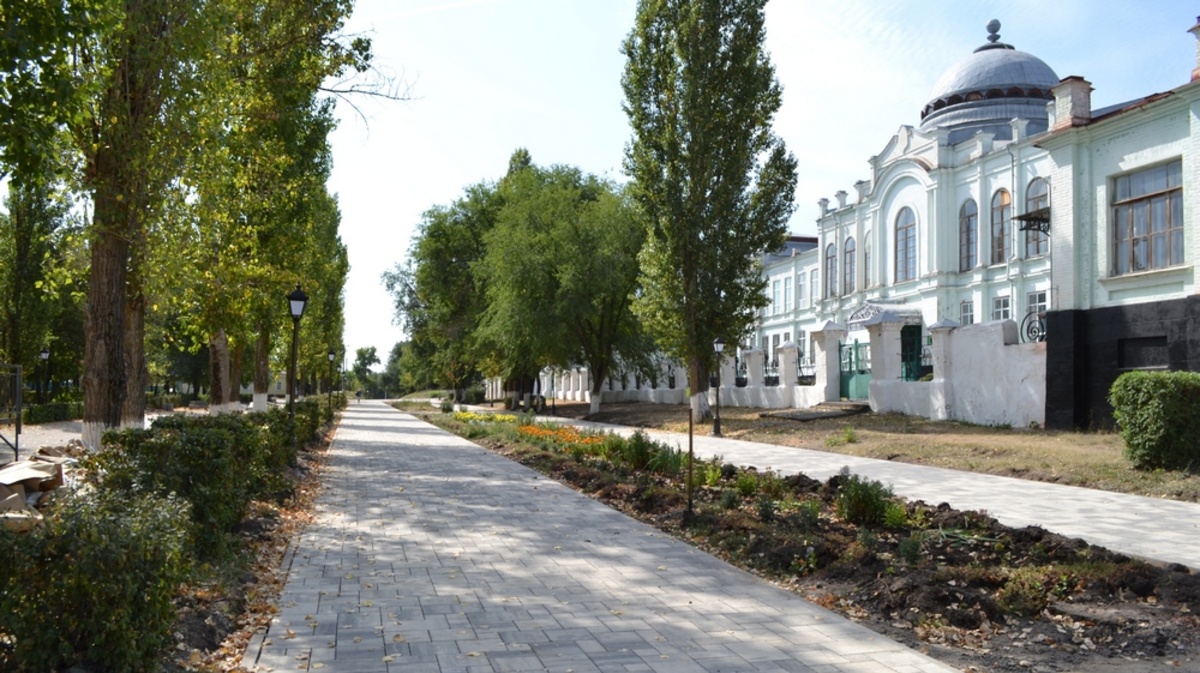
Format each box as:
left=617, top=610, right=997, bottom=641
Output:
left=481, top=436, right=1200, bottom=673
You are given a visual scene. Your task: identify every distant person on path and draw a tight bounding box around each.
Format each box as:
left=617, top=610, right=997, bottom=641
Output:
left=356, top=390, right=362, bottom=403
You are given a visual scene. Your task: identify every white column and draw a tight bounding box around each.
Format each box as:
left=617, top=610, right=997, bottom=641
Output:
left=813, top=321, right=846, bottom=403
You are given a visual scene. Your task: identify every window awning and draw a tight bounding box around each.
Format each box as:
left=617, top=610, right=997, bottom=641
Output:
left=1015, top=206, right=1050, bottom=234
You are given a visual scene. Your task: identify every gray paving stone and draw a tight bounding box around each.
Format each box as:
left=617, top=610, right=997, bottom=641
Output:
left=242, top=402, right=964, bottom=673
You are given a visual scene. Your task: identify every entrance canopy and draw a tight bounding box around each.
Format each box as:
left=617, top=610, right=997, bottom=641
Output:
left=847, top=302, right=924, bottom=331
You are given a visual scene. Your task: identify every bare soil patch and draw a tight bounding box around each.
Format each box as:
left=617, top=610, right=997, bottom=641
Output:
left=433, top=404, right=1200, bottom=673
left=540, top=401, right=1200, bottom=503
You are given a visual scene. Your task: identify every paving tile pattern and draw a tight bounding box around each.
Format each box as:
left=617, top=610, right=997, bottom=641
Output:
left=244, top=402, right=958, bottom=673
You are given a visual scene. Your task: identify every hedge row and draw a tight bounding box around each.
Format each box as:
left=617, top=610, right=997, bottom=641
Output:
left=0, top=395, right=342, bottom=672
left=21, top=401, right=84, bottom=425
left=1109, top=370, right=1200, bottom=471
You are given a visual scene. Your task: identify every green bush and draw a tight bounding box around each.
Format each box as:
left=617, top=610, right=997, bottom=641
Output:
left=701, top=455, right=724, bottom=486
left=1109, top=370, right=1200, bottom=470
left=997, top=567, right=1049, bottom=616
left=735, top=470, right=758, bottom=497
left=0, top=491, right=191, bottom=672
left=758, top=470, right=787, bottom=499
left=21, top=401, right=84, bottom=424
left=621, top=431, right=654, bottom=471
left=883, top=501, right=910, bottom=529
left=756, top=494, right=776, bottom=523
left=719, top=488, right=740, bottom=510
left=92, top=413, right=274, bottom=559
left=794, top=498, right=821, bottom=529
left=647, top=444, right=685, bottom=476
left=835, top=469, right=893, bottom=526
left=897, top=534, right=924, bottom=565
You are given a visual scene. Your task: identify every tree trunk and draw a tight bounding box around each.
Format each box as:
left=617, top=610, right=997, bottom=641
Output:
left=229, top=339, right=244, bottom=410
left=253, top=325, right=270, bottom=411
left=120, top=286, right=147, bottom=429
left=209, top=328, right=231, bottom=413
left=81, top=179, right=129, bottom=449
left=589, top=363, right=609, bottom=416
left=688, top=356, right=711, bottom=423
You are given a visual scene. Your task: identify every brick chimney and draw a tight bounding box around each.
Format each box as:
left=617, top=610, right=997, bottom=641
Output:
left=1051, top=76, right=1093, bottom=130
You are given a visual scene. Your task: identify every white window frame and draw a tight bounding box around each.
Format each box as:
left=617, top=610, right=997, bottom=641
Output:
left=992, top=295, right=1011, bottom=321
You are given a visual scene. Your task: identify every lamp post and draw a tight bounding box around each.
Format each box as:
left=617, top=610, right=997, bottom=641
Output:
left=327, top=349, right=336, bottom=414
left=39, top=347, right=49, bottom=405
left=286, top=285, right=308, bottom=444
left=713, top=337, right=724, bottom=437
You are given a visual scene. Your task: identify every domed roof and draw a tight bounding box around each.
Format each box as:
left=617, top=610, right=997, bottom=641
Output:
left=919, top=20, right=1060, bottom=142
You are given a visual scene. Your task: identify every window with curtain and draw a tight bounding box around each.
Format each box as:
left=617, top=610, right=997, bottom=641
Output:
left=1112, top=159, right=1183, bottom=275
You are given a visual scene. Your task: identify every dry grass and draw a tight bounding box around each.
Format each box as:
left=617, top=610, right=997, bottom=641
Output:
left=555, top=402, right=1200, bottom=503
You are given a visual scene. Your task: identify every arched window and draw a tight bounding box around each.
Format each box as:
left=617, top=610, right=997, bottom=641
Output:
left=843, top=237, right=856, bottom=294
left=824, top=243, right=837, bottom=298
left=895, top=208, right=916, bottom=282
left=959, top=199, right=978, bottom=271
left=991, top=189, right=1011, bottom=264
left=1024, top=178, right=1049, bottom=257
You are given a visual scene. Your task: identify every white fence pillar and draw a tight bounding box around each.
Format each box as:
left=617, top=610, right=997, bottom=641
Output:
left=813, top=321, right=845, bottom=402
left=865, top=315, right=904, bottom=382
left=929, top=319, right=958, bottom=420
left=777, top=342, right=799, bottom=387
left=744, top=348, right=765, bottom=387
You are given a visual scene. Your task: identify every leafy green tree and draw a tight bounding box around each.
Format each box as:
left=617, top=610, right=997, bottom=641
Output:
left=0, top=0, right=103, bottom=184
left=0, top=177, right=67, bottom=370
left=379, top=341, right=405, bottom=397
left=477, top=158, right=646, bottom=413
left=622, top=0, right=797, bottom=421
left=352, top=346, right=380, bottom=396
left=383, top=182, right=501, bottom=400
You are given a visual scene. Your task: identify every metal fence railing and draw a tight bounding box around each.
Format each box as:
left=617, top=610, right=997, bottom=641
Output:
left=1, top=364, right=24, bottom=460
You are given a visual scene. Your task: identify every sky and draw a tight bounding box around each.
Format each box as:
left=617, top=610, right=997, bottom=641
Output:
left=327, top=0, right=1200, bottom=368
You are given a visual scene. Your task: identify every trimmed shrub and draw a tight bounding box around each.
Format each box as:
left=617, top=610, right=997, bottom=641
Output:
left=0, top=491, right=191, bottom=672
left=92, top=413, right=270, bottom=559
left=1109, top=370, right=1200, bottom=470
left=21, top=401, right=84, bottom=425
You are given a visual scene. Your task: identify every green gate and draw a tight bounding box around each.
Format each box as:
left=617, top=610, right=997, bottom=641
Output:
left=900, top=325, right=922, bottom=382
left=838, top=341, right=871, bottom=399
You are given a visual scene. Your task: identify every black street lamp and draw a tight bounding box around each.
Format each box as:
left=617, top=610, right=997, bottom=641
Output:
left=39, top=347, right=49, bottom=405
left=327, top=349, right=336, bottom=413
left=286, top=285, right=308, bottom=441
left=713, top=337, right=724, bottom=437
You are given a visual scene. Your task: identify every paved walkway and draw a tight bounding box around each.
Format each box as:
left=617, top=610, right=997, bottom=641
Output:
left=555, top=419, right=1200, bottom=571
left=243, top=401, right=958, bottom=673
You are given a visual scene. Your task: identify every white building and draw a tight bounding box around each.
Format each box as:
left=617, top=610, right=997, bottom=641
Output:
left=754, top=17, right=1200, bottom=428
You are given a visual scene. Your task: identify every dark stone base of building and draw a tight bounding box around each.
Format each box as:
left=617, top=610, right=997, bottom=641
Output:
left=1045, top=296, right=1200, bottom=430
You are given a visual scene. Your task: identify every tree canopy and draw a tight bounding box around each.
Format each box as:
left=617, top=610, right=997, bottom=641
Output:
left=622, top=0, right=797, bottom=419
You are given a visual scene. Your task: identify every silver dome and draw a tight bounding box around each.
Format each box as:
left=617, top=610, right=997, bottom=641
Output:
left=919, top=20, right=1060, bottom=143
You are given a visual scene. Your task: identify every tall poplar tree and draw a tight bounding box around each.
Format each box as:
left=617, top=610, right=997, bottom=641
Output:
left=621, top=0, right=797, bottom=421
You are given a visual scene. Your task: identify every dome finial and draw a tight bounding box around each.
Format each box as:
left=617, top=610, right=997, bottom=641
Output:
left=986, top=19, right=1001, bottom=44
